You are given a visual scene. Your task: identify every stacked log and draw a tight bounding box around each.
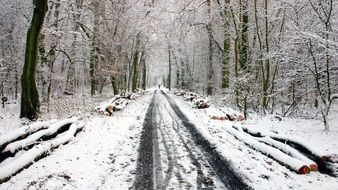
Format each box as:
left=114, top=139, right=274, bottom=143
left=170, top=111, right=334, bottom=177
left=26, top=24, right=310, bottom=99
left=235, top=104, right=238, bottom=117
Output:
left=0, top=118, right=84, bottom=183
left=226, top=125, right=311, bottom=174
left=207, top=107, right=245, bottom=122
left=193, top=98, right=210, bottom=109
left=226, top=125, right=337, bottom=175
left=174, top=90, right=245, bottom=120
left=96, top=90, right=145, bottom=116
left=174, top=90, right=211, bottom=109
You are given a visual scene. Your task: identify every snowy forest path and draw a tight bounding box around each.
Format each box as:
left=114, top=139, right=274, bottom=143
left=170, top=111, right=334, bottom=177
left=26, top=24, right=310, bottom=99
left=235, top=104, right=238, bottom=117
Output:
left=134, top=90, right=251, bottom=190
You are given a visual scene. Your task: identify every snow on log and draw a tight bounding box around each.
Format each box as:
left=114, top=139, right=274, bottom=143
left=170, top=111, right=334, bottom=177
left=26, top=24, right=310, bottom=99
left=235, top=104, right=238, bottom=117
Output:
left=113, top=98, right=129, bottom=111
left=96, top=97, right=130, bottom=116
left=3, top=117, right=78, bottom=154
left=193, top=97, right=210, bottom=109
left=206, top=107, right=225, bottom=120
left=219, top=107, right=245, bottom=122
left=256, top=136, right=318, bottom=171
left=174, top=90, right=185, bottom=96
left=225, top=126, right=310, bottom=174
left=241, top=125, right=327, bottom=162
left=95, top=97, right=118, bottom=113
left=0, top=120, right=57, bottom=149
left=183, top=92, right=199, bottom=101
left=0, top=122, right=85, bottom=183
left=207, top=107, right=245, bottom=121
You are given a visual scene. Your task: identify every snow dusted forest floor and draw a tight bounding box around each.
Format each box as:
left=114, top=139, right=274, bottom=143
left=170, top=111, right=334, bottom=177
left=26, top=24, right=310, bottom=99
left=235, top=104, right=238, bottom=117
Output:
left=0, top=89, right=338, bottom=190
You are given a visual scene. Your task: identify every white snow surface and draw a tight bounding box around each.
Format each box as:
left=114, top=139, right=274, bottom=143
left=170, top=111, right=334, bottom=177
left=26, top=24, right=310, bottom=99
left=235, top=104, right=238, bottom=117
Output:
left=171, top=93, right=338, bottom=190
left=0, top=93, right=152, bottom=190
left=1, top=91, right=337, bottom=189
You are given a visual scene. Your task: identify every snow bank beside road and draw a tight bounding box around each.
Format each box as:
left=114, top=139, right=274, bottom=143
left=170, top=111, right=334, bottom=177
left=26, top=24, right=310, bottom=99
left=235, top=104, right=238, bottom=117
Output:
left=0, top=92, right=152, bottom=190
left=171, top=93, right=338, bottom=190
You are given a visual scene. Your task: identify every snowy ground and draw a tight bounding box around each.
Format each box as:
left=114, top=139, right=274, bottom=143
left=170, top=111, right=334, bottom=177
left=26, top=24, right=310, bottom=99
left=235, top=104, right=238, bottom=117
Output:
left=1, top=90, right=337, bottom=190
left=172, top=93, right=338, bottom=190
left=0, top=93, right=152, bottom=190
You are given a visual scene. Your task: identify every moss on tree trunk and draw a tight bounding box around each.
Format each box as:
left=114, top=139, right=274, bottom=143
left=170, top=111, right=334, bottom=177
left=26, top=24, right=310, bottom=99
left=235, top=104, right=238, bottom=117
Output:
left=20, top=0, right=48, bottom=120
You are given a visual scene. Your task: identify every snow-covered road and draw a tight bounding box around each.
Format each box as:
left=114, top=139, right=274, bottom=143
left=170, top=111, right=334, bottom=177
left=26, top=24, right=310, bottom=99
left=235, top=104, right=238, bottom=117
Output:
left=134, top=90, right=250, bottom=189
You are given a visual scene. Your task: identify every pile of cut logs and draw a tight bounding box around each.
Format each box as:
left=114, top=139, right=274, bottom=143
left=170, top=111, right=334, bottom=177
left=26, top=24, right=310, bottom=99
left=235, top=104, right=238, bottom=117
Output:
left=174, top=91, right=210, bottom=109
left=226, top=125, right=336, bottom=175
left=173, top=90, right=245, bottom=121
left=0, top=118, right=84, bottom=182
left=96, top=89, right=145, bottom=116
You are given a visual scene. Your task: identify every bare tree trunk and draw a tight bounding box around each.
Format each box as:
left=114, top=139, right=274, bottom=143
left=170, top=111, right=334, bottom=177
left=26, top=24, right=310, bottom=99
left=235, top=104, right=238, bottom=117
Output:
left=64, top=0, right=83, bottom=95
left=222, top=0, right=230, bottom=89
left=168, top=44, right=172, bottom=90
left=132, top=33, right=141, bottom=92
left=262, top=0, right=270, bottom=110
left=206, top=0, right=213, bottom=95
left=46, top=0, right=60, bottom=111
left=238, top=0, right=248, bottom=70
left=20, top=0, right=48, bottom=120
left=142, top=55, right=147, bottom=90
left=90, top=0, right=101, bottom=96
left=111, top=76, right=119, bottom=95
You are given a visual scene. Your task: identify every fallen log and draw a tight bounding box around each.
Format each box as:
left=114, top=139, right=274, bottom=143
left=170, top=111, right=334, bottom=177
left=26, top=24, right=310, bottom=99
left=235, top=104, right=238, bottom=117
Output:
left=225, top=126, right=310, bottom=174
left=241, top=125, right=328, bottom=162
left=95, top=97, right=118, bottom=113
left=0, top=120, right=57, bottom=150
left=208, top=107, right=245, bottom=122
left=193, top=98, right=210, bottom=109
left=96, top=97, right=129, bottom=116
left=255, top=136, right=318, bottom=171
left=2, top=117, right=78, bottom=154
left=0, top=122, right=85, bottom=183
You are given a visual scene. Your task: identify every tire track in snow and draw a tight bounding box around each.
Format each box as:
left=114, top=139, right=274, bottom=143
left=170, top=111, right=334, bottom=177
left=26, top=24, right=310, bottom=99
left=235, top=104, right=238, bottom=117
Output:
left=134, top=90, right=251, bottom=189
left=160, top=99, right=217, bottom=189
left=153, top=101, right=163, bottom=189
left=162, top=90, right=252, bottom=190
left=155, top=104, right=174, bottom=189
left=134, top=92, right=156, bottom=190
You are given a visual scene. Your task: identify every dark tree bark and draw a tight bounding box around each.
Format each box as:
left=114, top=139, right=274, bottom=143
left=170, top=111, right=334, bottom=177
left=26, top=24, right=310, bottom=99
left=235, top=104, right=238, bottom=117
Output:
left=239, top=0, right=248, bottom=70
left=168, top=44, right=172, bottom=90
left=132, top=33, right=141, bottom=92
left=90, top=0, right=101, bottom=96
left=142, top=56, right=147, bottom=90
left=222, top=0, right=230, bottom=89
left=20, top=0, right=48, bottom=120
left=111, top=76, right=119, bottom=95
left=206, top=0, right=213, bottom=95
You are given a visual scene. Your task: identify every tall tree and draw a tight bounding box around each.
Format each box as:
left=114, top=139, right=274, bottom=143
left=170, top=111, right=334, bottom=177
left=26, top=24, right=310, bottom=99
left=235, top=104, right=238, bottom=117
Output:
left=222, top=0, right=230, bottom=89
left=131, top=32, right=141, bottom=91
left=168, top=44, right=172, bottom=90
left=20, top=0, right=48, bottom=120
left=307, top=0, right=336, bottom=131
left=206, top=0, right=213, bottom=95
left=89, top=0, right=101, bottom=96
